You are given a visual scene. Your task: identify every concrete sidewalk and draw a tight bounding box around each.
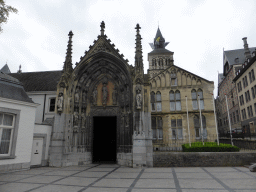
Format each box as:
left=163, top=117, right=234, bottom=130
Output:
left=0, top=164, right=255, bottom=192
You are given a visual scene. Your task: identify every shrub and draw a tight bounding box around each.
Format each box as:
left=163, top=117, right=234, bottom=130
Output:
left=182, top=142, right=240, bottom=152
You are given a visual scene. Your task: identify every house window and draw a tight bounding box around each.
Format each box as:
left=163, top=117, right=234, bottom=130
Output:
left=170, top=72, right=177, bottom=86
left=170, top=90, right=181, bottom=111
left=171, top=118, right=183, bottom=139
left=152, top=117, right=163, bottom=140
left=236, top=110, right=239, bottom=122
left=239, top=95, right=244, bottom=105
left=245, top=90, right=251, bottom=102
left=251, top=87, right=256, bottom=99
left=156, top=91, right=162, bottom=111
left=194, top=115, right=207, bottom=139
left=249, top=69, right=255, bottom=83
left=237, top=82, right=242, bottom=92
left=49, top=98, right=56, bottom=112
left=254, top=103, right=256, bottom=115
left=247, top=105, right=253, bottom=118
left=191, top=89, right=198, bottom=110
left=241, top=109, right=247, bottom=120
left=233, top=112, right=236, bottom=124
left=191, top=89, right=204, bottom=110
left=150, top=91, right=156, bottom=111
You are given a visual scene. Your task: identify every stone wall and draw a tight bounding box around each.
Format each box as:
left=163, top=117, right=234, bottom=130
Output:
left=219, top=138, right=256, bottom=150
left=153, top=152, right=256, bottom=167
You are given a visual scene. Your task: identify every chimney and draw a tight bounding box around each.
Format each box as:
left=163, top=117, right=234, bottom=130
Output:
left=242, top=37, right=251, bottom=60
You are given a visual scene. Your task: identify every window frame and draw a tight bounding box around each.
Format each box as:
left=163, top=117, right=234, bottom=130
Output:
left=170, top=90, right=181, bottom=111
left=0, top=107, right=20, bottom=159
left=156, top=91, right=162, bottom=112
left=48, top=97, right=56, bottom=113
left=171, top=118, right=183, bottom=140
left=151, top=116, right=163, bottom=140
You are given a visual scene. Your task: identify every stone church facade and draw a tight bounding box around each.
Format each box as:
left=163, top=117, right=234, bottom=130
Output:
left=48, top=21, right=216, bottom=168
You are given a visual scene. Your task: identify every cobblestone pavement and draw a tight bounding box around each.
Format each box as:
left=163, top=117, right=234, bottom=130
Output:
left=0, top=164, right=255, bottom=192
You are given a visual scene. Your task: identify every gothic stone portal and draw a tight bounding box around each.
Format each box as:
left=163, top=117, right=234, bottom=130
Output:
left=93, top=116, right=117, bottom=163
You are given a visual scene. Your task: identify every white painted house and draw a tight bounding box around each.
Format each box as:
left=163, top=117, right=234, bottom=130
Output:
left=0, top=71, right=38, bottom=172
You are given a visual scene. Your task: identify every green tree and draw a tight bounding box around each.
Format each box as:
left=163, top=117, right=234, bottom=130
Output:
left=0, top=0, right=18, bottom=32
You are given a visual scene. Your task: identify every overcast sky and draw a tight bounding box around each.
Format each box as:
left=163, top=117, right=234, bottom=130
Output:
left=1, top=0, right=256, bottom=97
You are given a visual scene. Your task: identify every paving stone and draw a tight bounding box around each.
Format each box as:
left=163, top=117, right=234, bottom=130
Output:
left=211, top=172, right=253, bottom=179
left=18, top=175, right=64, bottom=184
left=132, top=189, right=176, bottom=192
left=84, top=187, right=128, bottom=192
left=93, top=178, right=134, bottom=188
left=30, top=184, right=84, bottom=192
left=0, top=183, right=43, bottom=192
left=143, top=168, right=173, bottom=172
left=54, top=177, right=97, bottom=186
left=178, top=178, right=225, bottom=189
left=13, top=169, right=54, bottom=175
left=203, top=167, right=237, bottom=172
left=73, top=171, right=109, bottom=177
left=0, top=174, right=33, bottom=182
left=182, top=190, right=229, bottom=192
left=88, top=168, right=116, bottom=172
left=42, top=170, right=80, bottom=176
left=134, top=179, right=175, bottom=188
left=221, top=179, right=256, bottom=190
left=174, top=167, right=204, bottom=172
left=140, top=172, right=173, bottom=178
left=106, top=172, right=140, bottom=179
left=176, top=172, right=212, bottom=179
left=114, top=168, right=142, bottom=173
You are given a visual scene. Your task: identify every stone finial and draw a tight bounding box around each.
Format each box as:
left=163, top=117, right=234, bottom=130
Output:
left=242, top=37, right=251, bottom=59
left=134, top=24, right=143, bottom=75
left=17, top=65, right=22, bottom=73
left=100, top=21, right=105, bottom=36
left=63, top=30, right=74, bottom=74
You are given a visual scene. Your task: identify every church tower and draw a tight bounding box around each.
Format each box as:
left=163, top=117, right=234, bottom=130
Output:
left=148, top=27, right=174, bottom=78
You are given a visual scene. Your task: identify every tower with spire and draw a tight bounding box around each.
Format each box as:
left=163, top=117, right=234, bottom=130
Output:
left=148, top=27, right=174, bottom=78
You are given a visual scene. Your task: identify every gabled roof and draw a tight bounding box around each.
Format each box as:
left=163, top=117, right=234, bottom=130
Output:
left=9, top=71, right=62, bottom=92
left=0, top=71, right=33, bottom=103
left=0, top=64, right=11, bottom=73
left=150, top=64, right=213, bottom=83
left=224, top=47, right=256, bottom=66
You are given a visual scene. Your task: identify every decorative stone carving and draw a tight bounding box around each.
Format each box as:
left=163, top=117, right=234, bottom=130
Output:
left=82, top=90, right=87, bottom=104
left=79, top=73, right=87, bottom=83
left=102, top=83, right=108, bottom=105
left=125, top=86, right=130, bottom=107
left=92, top=87, right=98, bottom=105
left=73, top=111, right=79, bottom=128
left=57, top=92, right=63, bottom=113
left=119, top=86, right=125, bottom=108
left=136, top=85, right=142, bottom=109
left=112, top=85, right=117, bottom=105
left=125, top=114, right=129, bottom=127
left=81, top=112, right=86, bottom=129
left=75, top=89, right=80, bottom=103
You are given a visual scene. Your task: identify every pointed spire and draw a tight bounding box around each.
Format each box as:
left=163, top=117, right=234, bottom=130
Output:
left=135, top=24, right=143, bottom=74
left=63, top=31, right=74, bottom=74
left=242, top=37, right=251, bottom=60
left=100, top=21, right=105, bottom=36
left=150, top=27, right=169, bottom=49
left=0, top=63, right=11, bottom=73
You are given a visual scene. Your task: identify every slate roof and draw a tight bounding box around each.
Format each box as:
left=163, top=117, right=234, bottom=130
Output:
left=9, top=71, right=62, bottom=92
left=0, top=64, right=11, bottom=73
left=0, top=71, right=33, bottom=103
left=224, top=47, right=256, bottom=65
left=148, top=48, right=172, bottom=54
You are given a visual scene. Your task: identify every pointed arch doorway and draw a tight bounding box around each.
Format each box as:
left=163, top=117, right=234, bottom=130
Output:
left=92, top=116, right=117, bottom=163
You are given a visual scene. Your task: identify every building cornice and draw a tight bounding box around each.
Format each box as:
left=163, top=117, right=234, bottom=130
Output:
left=0, top=97, right=40, bottom=108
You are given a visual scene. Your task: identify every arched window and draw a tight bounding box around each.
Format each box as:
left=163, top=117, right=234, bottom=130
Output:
left=191, top=89, right=204, bottom=110
left=170, top=72, right=177, bottom=86
left=194, top=115, right=207, bottom=139
left=171, top=117, right=183, bottom=139
left=151, top=116, right=163, bottom=140
left=191, top=89, right=198, bottom=110
left=197, top=89, right=204, bottom=110
left=150, top=91, right=156, bottom=111
left=152, top=58, right=156, bottom=68
left=170, top=90, right=181, bottom=111
left=156, top=91, right=162, bottom=111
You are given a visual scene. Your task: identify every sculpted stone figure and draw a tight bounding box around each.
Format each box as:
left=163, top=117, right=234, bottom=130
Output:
left=81, top=112, right=86, bottom=128
left=75, top=89, right=79, bottom=103
left=92, top=87, right=98, bottom=105
left=73, top=111, right=79, bottom=127
left=82, top=90, right=87, bottom=104
left=136, top=85, right=142, bottom=109
left=102, top=83, right=108, bottom=105
left=57, top=92, right=63, bottom=112
left=112, top=85, right=117, bottom=105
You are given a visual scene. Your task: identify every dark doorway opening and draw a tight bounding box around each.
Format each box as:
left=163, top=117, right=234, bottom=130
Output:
left=92, top=116, right=117, bottom=163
